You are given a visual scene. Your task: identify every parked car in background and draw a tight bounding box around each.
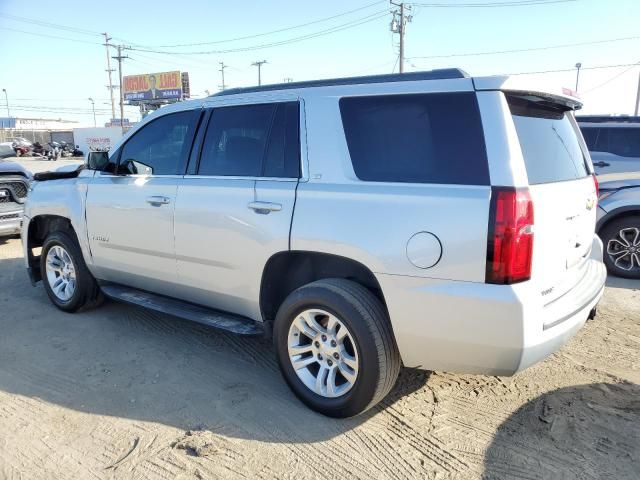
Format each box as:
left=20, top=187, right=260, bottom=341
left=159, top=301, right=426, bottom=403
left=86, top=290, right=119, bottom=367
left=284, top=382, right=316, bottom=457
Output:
left=8, top=137, right=32, bottom=148
left=595, top=176, right=640, bottom=279
left=0, top=161, right=31, bottom=236
left=578, top=116, right=640, bottom=175
left=0, top=142, right=15, bottom=159
left=22, top=70, right=605, bottom=417
left=578, top=116, right=640, bottom=278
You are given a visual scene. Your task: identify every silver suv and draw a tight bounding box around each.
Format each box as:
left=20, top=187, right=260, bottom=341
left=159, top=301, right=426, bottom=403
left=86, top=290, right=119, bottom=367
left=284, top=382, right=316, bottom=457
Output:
left=22, top=69, right=606, bottom=417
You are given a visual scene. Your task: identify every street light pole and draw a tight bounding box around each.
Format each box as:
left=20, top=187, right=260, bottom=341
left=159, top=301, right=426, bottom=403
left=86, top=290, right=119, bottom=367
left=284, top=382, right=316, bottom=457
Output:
left=88, top=97, right=96, bottom=127
left=1, top=89, right=10, bottom=118
left=575, top=62, right=582, bottom=92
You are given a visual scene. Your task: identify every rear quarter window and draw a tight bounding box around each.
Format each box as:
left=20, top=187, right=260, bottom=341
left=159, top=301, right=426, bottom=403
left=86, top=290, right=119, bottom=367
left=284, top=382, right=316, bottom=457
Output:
left=339, top=92, right=489, bottom=185
left=508, top=94, right=589, bottom=185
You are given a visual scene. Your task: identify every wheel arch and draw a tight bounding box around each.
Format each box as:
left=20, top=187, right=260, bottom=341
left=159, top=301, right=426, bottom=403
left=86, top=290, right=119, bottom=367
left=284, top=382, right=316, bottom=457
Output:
left=597, top=206, right=640, bottom=234
left=27, top=214, right=79, bottom=283
left=259, top=251, right=388, bottom=324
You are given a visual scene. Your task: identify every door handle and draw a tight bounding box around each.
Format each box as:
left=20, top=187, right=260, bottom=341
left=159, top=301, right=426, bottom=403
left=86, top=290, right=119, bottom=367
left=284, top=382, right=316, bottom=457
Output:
left=146, top=195, right=171, bottom=206
left=248, top=201, right=282, bottom=214
left=593, top=161, right=610, bottom=167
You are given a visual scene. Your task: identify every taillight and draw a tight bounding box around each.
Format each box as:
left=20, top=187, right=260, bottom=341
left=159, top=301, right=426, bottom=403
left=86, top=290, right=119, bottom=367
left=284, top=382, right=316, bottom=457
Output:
left=486, top=187, right=534, bottom=284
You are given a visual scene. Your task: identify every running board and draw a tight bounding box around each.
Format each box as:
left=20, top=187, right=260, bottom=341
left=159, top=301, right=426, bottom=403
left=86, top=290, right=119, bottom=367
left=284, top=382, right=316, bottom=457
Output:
left=100, top=284, right=263, bottom=336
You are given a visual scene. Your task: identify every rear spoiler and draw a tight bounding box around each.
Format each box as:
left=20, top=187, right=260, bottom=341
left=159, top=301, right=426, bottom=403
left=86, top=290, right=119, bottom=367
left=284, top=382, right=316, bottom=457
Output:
left=33, top=165, right=85, bottom=182
left=472, top=75, right=582, bottom=110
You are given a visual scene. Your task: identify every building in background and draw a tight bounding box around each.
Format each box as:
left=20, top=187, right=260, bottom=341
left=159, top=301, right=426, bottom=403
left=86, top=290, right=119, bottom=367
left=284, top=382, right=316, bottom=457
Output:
left=0, top=117, right=79, bottom=131
left=0, top=117, right=80, bottom=144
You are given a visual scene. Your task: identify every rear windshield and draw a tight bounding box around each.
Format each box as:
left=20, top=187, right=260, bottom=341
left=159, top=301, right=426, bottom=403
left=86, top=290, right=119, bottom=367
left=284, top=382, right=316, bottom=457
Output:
left=508, top=94, right=589, bottom=185
left=339, top=92, right=489, bottom=185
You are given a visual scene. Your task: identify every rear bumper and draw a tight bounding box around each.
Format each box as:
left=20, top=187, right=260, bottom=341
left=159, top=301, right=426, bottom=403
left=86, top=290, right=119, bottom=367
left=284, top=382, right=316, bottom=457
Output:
left=378, top=234, right=607, bottom=375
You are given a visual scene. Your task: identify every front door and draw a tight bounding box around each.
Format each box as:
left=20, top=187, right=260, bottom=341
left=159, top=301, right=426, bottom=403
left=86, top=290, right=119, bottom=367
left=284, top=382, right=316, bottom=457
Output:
left=86, top=109, right=200, bottom=295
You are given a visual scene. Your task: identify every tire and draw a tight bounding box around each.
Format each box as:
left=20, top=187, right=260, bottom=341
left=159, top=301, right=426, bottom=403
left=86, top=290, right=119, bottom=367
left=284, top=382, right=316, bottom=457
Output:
left=600, top=215, right=640, bottom=279
left=40, top=230, right=103, bottom=312
left=273, top=278, right=401, bottom=418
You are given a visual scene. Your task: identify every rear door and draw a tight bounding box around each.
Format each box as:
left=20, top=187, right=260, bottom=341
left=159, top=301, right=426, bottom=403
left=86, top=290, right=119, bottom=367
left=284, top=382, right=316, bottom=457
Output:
left=173, top=100, right=300, bottom=320
left=507, top=94, right=598, bottom=303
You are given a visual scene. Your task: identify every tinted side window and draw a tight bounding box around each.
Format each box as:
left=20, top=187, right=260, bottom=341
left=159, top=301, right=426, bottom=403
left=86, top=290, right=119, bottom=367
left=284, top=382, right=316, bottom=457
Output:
left=607, top=128, right=640, bottom=157
left=199, top=104, right=275, bottom=176
left=580, top=127, right=599, bottom=151
left=508, top=95, right=588, bottom=184
left=119, top=111, right=197, bottom=175
left=263, top=102, right=300, bottom=178
left=339, top=93, right=489, bottom=185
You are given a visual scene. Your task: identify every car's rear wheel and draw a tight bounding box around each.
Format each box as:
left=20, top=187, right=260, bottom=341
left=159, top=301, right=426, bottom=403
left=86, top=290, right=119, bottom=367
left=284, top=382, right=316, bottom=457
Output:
left=601, top=215, right=640, bottom=279
left=41, top=230, right=102, bottom=312
left=273, top=278, right=400, bottom=417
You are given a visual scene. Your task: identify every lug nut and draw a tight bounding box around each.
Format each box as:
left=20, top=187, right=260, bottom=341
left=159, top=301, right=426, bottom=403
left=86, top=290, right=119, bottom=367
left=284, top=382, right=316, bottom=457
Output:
left=317, top=353, right=322, bottom=360
left=333, top=352, right=339, bottom=359
left=322, top=335, right=327, bottom=341
left=314, top=341, right=320, bottom=347
left=331, top=340, right=337, bottom=347
left=327, top=359, right=333, bottom=366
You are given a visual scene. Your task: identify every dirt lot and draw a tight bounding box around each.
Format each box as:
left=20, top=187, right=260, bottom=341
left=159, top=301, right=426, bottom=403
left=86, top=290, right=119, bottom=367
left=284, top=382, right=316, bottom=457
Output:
left=0, top=159, right=638, bottom=479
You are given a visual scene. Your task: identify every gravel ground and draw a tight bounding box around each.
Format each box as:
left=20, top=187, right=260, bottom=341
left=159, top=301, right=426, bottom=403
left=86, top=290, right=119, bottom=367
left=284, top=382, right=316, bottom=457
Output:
left=0, top=156, right=638, bottom=479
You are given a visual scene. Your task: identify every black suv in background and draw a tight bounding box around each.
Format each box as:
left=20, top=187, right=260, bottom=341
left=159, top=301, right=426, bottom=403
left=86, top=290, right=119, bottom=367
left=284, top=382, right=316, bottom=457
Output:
left=0, top=161, right=31, bottom=236
left=578, top=116, right=640, bottom=175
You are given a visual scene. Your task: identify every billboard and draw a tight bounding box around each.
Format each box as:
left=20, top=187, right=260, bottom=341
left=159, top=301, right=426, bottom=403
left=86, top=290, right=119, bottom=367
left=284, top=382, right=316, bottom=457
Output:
left=123, top=71, right=182, bottom=101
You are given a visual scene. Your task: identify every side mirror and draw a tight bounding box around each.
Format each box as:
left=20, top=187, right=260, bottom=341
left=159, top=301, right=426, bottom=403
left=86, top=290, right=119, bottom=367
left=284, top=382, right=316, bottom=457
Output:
left=87, top=151, right=110, bottom=171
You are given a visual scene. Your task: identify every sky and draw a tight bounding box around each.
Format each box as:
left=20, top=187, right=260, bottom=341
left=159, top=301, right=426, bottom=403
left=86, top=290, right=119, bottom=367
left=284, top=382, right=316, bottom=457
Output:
left=0, top=0, right=639, bottom=127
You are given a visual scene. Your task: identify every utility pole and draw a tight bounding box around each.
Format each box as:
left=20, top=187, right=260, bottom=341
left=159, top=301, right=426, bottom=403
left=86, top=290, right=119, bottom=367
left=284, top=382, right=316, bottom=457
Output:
left=634, top=70, right=640, bottom=116
left=219, top=62, right=227, bottom=91
left=251, top=60, right=267, bottom=86
left=103, top=33, right=116, bottom=122
left=390, top=2, right=412, bottom=73
left=575, top=62, right=582, bottom=92
left=112, top=45, right=129, bottom=133
left=88, top=97, right=96, bottom=127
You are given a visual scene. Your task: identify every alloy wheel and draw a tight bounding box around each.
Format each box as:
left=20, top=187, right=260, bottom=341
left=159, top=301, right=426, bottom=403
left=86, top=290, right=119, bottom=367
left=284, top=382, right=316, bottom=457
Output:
left=45, top=245, right=77, bottom=301
left=607, top=227, right=640, bottom=272
left=287, top=309, right=359, bottom=398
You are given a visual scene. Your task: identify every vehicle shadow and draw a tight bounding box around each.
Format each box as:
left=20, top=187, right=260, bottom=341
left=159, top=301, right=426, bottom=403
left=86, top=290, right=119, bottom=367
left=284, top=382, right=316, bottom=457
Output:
left=0, top=254, right=430, bottom=444
left=605, top=274, right=640, bottom=290
left=483, top=382, right=640, bottom=479
left=0, top=234, right=19, bottom=247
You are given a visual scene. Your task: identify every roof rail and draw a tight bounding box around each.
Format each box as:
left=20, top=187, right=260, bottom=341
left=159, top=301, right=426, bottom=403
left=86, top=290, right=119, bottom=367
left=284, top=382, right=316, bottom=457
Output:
left=210, top=68, right=469, bottom=97
left=577, top=115, right=640, bottom=124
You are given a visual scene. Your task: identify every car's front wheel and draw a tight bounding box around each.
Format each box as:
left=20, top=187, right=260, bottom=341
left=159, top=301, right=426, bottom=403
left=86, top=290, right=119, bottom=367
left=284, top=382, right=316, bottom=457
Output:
left=601, top=215, right=640, bottom=279
left=273, top=278, right=400, bottom=417
left=41, top=230, right=102, bottom=312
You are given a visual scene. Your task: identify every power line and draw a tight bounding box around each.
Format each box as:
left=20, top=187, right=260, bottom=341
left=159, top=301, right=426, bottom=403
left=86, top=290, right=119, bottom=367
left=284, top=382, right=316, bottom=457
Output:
left=409, top=35, right=640, bottom=59
left=128, top=10, right=389, bottom=55
left=410, top=0, right=576, bottom=7
left=501, top=61, right=640, bottom=76
left=139, top=0, right=387, bottom=48
left=582, top=63, right=640, bottom=94
left=0, top=13, right=101, bottom=36
left=0, top=26, right=101, bottom=45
